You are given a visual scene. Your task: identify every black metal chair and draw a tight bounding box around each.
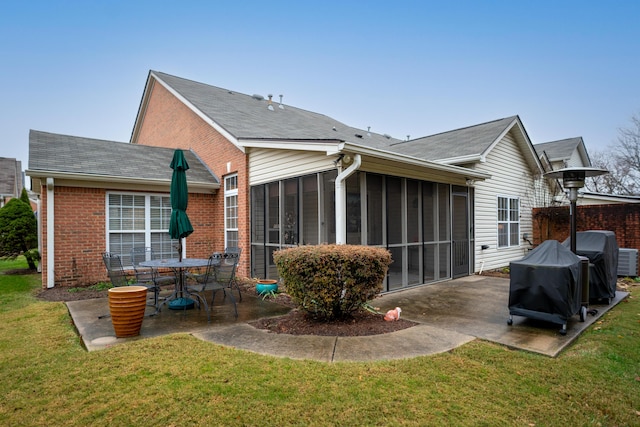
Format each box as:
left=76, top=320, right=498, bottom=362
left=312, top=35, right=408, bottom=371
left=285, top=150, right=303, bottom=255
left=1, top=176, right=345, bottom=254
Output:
left=186, top=254, right=238, bottom=319
left=223, top=248, right=242, bottom=301
left=130, top=247, right=176, bottom=305
left=102, top=252, right=159, bottom=309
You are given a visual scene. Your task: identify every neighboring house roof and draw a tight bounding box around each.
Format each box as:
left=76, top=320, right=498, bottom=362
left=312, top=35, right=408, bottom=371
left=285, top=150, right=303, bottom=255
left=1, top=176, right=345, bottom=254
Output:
left=578, top=191, right=640, bottom=205
left=534, top=137, right=591, bottom=167
left=0, top=157, right=23, bottom=197
left=27, top=130, right=220, bottom=191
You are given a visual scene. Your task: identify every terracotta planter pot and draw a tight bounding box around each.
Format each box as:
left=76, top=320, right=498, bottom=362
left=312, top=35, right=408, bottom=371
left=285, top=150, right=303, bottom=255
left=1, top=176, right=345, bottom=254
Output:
left=108, top=286, right=148, bottom=338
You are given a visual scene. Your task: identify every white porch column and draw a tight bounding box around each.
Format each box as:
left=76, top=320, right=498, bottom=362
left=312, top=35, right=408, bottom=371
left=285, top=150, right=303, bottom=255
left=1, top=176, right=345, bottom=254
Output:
left=334, top=154, right=361, bottom=244
left=46, top=177, right=54, bottom=288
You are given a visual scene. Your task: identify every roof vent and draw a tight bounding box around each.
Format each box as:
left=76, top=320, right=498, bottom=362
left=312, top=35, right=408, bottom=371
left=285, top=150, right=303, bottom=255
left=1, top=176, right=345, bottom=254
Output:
left=267, top=94, right=274, bottom=111
left=355, top=134, right=363, bottom=138
left=367, top=126, right=371, bottom=137
left=383, top=133, right=391, bottom=139
left=332, top=127, right=337, bottom=131
left=252, top=94, right=264, bottom=101
left=279, top=94, right=285, bottom=109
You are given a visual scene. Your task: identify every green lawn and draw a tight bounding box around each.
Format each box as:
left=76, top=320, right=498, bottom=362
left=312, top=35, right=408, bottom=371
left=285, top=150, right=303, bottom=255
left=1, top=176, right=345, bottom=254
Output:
left=0, top=257, right=638, bottom=426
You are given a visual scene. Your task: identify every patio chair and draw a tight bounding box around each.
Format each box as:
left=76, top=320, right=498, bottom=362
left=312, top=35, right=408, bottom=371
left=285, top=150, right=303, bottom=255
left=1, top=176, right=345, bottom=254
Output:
left=102, top=252, right=159, bottom=309
left=223, top=248, right=242, bottom=301
left=130, top=247, right=176, bottom=296
left=186, top=254, right=238, bottom=318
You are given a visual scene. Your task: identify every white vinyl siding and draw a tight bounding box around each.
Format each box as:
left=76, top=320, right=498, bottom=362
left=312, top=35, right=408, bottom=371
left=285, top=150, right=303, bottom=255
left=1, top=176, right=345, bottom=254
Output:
left=472, top=131, right=541, bottom=271
left=248, top=148, right=335, bottom=185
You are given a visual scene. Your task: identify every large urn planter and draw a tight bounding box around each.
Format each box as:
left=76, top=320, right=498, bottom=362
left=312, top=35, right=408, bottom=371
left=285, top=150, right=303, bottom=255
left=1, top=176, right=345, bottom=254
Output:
left=256, top=279, right=278, bottom=295
left=108, top=286, right=148, bottom=338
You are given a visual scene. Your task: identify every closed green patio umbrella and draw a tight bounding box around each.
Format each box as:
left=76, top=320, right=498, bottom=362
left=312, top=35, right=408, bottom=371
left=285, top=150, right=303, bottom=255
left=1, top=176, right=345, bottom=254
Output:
left=168, top=149, right=194, bottom=310
left=169, top=149, right=193, bottom=260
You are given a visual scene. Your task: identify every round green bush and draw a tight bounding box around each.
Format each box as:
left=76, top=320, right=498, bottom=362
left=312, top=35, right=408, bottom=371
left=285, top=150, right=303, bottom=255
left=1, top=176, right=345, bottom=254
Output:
left=273, top=245, right=392, bottom=320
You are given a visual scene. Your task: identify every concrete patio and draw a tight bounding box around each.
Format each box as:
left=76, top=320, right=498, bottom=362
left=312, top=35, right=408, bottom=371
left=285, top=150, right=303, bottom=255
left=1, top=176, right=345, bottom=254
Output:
left=66, top=275, right=628, bottom=361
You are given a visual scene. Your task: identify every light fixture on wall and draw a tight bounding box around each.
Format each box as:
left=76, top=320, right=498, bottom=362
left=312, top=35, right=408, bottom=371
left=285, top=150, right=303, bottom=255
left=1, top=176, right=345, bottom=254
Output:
left=334, top=153, right=354, bottom=167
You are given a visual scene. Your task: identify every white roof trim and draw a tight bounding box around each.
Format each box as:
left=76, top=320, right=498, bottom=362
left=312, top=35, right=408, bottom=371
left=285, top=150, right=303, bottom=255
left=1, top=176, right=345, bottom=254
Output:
left=239, top=139, right=344, bottom=155
left=340, top=142, right=491, bottom=180
left=25, top=169, right=220, bottom=192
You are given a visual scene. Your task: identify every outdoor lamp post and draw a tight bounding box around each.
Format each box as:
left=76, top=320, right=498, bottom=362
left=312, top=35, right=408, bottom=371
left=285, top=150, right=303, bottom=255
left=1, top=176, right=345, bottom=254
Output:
left=544, top=167, right=608, bottom=253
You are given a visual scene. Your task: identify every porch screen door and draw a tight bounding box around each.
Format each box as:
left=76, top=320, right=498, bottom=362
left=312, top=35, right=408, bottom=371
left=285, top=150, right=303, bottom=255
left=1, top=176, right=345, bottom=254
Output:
left=452, top=191, right=469, bottom=278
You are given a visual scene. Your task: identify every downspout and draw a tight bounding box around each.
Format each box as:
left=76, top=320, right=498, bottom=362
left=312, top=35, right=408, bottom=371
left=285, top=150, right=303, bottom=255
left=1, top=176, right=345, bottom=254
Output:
left=335, top=154, right=361, bottom=244
left=36, top=195, right=42, bottom=273
left=46, top=178, right=54, bottom=288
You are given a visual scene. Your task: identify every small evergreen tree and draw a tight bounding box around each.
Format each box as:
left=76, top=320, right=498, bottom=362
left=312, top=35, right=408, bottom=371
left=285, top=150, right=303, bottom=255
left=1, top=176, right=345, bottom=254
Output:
left=0, top=197, right=38, bottom=269
left=19, top=188, right=30, bottom=204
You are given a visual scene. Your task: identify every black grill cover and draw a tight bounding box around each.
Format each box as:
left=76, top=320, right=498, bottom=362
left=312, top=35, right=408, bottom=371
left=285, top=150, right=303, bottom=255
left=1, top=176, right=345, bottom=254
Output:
left=509, top=240, right=582, bottom=325
left=563, top=230, right=618, bottom=301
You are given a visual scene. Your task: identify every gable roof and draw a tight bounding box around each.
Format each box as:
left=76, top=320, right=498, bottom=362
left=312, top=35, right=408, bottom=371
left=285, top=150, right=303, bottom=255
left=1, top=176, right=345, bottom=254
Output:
left=0, top=157, right=23, bottom=197
left=388, top=116, right=518, bottom=163
left=27, top=130, right=220, bottom=191
left=132, top=71, right=490, bottom=181
left=384, top=116, right=544, bottom=175
left=139, top=71, right=401, bottom=150
left=534, top=137, right=591, bottom=167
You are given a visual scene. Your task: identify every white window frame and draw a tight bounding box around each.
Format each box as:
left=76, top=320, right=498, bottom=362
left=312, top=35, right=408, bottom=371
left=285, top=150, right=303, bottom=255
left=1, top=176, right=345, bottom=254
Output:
left=106, top=192, right=175, bottom=266
left=497, top=195, right=520, bottom=248
left=224, top=174, right=239, bottom=249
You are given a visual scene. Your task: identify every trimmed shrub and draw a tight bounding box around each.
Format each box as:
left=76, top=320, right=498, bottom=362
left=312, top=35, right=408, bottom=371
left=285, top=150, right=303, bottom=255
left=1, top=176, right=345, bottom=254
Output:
left=273, top=244, right=392, bottom=320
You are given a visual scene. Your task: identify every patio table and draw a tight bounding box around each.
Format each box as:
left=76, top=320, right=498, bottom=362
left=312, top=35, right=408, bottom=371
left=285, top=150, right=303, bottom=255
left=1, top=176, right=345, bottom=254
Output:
left=139, top=258, right=209, bottom=312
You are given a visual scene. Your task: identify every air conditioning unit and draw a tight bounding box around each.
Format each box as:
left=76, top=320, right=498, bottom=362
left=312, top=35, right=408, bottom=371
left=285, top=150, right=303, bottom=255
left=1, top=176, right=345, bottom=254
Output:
left=617, top=248, right=638, bottom=277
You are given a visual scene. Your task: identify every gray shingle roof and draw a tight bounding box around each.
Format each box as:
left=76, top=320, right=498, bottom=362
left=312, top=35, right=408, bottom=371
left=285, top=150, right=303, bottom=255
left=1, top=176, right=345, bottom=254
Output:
left=152, top=71, right=402, bottom=149
left=534, top=137, right=582, bottom=161
left=0, top=157, right=22, bottom=196
left=28, top=130, right=219, bottom=186
left=386, top=116, right=518, bottom=162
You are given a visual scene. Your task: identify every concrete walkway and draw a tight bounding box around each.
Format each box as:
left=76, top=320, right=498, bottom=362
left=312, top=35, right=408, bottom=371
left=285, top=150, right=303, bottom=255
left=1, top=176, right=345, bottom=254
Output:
left=66, top=276, right=627, bottom=361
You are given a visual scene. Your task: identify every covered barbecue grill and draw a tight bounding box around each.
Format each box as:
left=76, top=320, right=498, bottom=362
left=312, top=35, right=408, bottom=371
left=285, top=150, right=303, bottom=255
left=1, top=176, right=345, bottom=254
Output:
left=508, top=240, right=587, bottom=335
left=562, top=230, right=618, bottom=304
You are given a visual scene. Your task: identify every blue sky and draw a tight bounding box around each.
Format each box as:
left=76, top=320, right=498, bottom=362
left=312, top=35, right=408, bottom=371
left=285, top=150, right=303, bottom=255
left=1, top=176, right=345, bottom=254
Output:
left=1, top=0, right=639, bottom=171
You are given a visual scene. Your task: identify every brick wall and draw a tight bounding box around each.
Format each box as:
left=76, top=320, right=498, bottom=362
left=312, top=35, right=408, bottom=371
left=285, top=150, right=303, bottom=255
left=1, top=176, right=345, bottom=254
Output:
left=533, top=203, right=640, bottom=268
left=135, top=81, right=251, bottom=277
left=42, top=186, right=106, bottom=287
left=41, top=186, right=216, bottom=288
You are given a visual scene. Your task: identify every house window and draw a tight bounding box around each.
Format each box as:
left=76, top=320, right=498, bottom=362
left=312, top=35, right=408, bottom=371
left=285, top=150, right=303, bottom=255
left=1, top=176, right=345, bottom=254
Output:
left=225, top=174, right=239, bottom=249
left=498, top=196, right=519, bottom=248
left=107, top=193, right=175, bottom=266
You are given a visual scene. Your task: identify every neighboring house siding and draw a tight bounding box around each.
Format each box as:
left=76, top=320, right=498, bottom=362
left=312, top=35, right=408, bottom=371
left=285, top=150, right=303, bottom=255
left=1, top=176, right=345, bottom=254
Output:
left=567, top=149, right=586, bottom=168
left=135, top=81, right=250, bottom=276
left=248, top=148, right=335, bottom=185
left=473, top=131, right=536, bottom=272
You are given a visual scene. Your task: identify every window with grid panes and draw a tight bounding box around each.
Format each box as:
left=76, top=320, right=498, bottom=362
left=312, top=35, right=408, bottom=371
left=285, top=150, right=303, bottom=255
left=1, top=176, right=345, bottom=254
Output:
left=497, top=196, right=520, bottom=248
left=225, top=174, right=239, bottom=249
left=107, top=193, right=176, bottom=266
